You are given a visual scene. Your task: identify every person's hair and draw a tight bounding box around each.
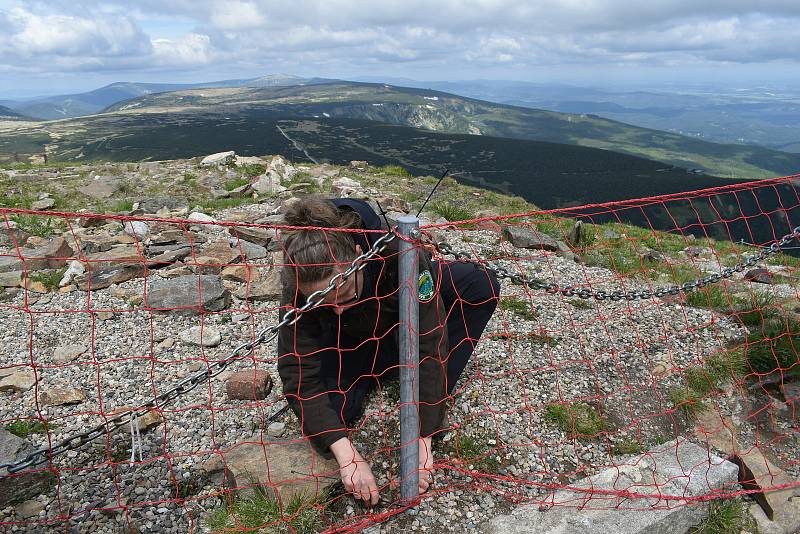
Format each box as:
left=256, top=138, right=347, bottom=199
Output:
left=281, top=197, right=361, bottom=287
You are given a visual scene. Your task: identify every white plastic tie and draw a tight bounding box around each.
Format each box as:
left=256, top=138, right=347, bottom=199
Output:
left=129, top=413, right=143, bottom=464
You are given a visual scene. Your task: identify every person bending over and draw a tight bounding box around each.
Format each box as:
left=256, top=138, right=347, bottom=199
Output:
left=277, top=197, right=499, bottom=506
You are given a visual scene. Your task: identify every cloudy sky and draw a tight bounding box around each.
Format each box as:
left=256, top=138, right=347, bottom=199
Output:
left=1, top=0, right=799, bottom=97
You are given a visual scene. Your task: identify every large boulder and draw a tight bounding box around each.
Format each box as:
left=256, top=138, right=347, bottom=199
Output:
left=484, top=439, right=739, bottom=534
left=146, top=275, right=231, bottom=315
left=77, top=263, right=145, bottom=291
left=228, top=227, right=275, bottom=247
left=196, top=439, right=339, bottom=502
left=0, top=237, right=75, bottom=273
left=78, top=176, right=120, bottom=199
left=0, top=428, right=57, bottom=506
left=502, top=225, right=560, bottom=251
left=200, top=151, right=236, bottom=167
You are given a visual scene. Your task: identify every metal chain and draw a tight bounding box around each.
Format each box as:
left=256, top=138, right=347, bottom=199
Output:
left=429, top=225, right=800, bottom=302
left=0, top=230, right=397, bottom=475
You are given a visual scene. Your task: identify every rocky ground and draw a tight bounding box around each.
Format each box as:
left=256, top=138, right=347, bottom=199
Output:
left=0, top=154, right=798, bottom=533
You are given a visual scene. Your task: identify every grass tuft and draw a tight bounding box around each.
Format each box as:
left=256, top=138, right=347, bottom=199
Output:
left=545, top=402, right=605, bottom=438
left=690, top=499, right=754, bottom=534
left=430, top=200, right=476, bottom=223
left=443, top=432, right=503, bottom=472
left=611, top=438, right=643, bottom=456
left=377, top=164, right=412, bottom=177
left=224, top=176, right=251, bottom=191
left=28, top=268, right=67, bottom=291
left=5, top=418, right=56, bottom=438
left=206, top=487, right=327, bottom=534
left=670, top=388, right=708, bottom=419
left=499, top=297, right=539, bottom=320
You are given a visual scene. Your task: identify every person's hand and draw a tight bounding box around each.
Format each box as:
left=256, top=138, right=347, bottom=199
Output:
left=418, top=436, right=434, bottom=494
left=330, top=437, right=380, bottom=506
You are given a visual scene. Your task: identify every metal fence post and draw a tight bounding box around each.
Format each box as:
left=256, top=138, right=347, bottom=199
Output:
left=397, top=215, right=420, bottom=505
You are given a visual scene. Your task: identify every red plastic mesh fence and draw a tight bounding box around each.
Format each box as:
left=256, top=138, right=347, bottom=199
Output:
left=0, top=174, right=798, bottom=533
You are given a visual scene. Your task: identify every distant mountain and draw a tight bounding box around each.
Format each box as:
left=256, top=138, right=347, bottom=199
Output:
left=0, top=105, right=28, bottom=120
left=100, top=81, right=800, bottom=179
left=369, top=79, right=800, bottom=154
left=2, top=75, right=334, bottom=120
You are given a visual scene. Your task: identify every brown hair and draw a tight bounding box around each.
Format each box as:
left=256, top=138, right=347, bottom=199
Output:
left=281, top=197, right=362, bottom=287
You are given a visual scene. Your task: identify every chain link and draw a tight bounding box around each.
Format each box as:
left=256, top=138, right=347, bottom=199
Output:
left=430, top=225, right=800, bottom=302
left=0, top=230, right=397, bottom=475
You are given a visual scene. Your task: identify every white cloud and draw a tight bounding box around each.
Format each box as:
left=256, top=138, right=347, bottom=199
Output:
left=152, top=33, right=214, bottom=66
left=209, top=0, right=265, bottom=31
left=1, top=0, right=799, bottom=87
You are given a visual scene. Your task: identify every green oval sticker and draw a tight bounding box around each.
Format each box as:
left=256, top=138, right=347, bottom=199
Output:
left=418, top=270, right=434, bottom=302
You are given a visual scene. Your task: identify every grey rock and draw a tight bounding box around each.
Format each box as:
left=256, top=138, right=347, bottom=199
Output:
left=567, top=220, right=584, bottom=246
left=0, top=428, right=57, bottom=507
left=744, top=268, right=774, bottom=284
left=0, top=271, right=23, bottom=288
left=233, top=269, right=281, bottom=301
left=502, top=225, right=560, bottom=251
left=200, top=151, right=236, bottom=167
left=40, top=387, right=87, bottom=406
left=147, top=245, right=191, bottom=266
left=77, top=263, right=145, bottom=291
left=53, top=343, right=89, bottom=364
left=59, top=260, right=85, bottom=287
left=0, top=369, right=35, bottom=392
left=78, top=176, right=120, bottom=199
left=230, top=239, right=267, bottom=260
left=15, top=499, right=45, bottom=518
left=146, top=275, right=231, bottom=315
left=123, top=221, right=150, bottom=240
left=267, top=422, right=286, bottom=437
left=484, top=439, right=739, bottom=534
left=31, top=198, right=55, bottom=211
left=0, top=237, right=74, bottom=273
left=228, top=226, right=274, bottom=247
left=251, top=173, right=286, bottom=194
left=179, top=326, right=222, bottom=347
left=137, top=198, right=185, bottom=213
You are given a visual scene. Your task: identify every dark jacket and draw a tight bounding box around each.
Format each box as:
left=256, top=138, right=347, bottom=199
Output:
left=277, top=200, right=449, bottom=451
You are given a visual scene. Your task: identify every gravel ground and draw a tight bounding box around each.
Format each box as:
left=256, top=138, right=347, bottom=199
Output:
left=1, top=212, right=798, bottom=533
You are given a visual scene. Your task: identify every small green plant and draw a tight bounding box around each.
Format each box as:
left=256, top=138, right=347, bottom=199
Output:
left=444, top=432, right=503, bottom=472
left=741, top=318, right=800, bottom=377
left=690, top=499, right=754, bottom=534
left=545, top=402, right=605, bottom=438
left=5, top=418, right=55, bottom=438
left=377, top=164, right=412, bottom=177
left=566, top=298, right=594, bottom=310
left=686, top=285, right=732, bottom=310
left=500, top=297, right=539, bottom=320
left=529, top=331, right=558, bottom=346
left=611, top=438, right=643, bottom=456
left=28, top=268, right=67, bottom=291
left=10, top=214, right=64, bottom=237
left=224, top=176, right=251, bottom=191
left=206, top=487, right=328, bottom=533
left=183, top=172, right=198, bottom=188
left=430, top=200, right=476, bottom=223
left=239, top=164, right=266, bottom=178
left=112, top=199, right=134, bottom=213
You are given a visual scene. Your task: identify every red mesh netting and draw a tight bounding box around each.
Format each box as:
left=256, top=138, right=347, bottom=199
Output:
left=0, top=174, right=799, bottom=533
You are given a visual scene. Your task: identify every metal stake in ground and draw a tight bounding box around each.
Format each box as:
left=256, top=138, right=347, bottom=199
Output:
left=398, top=215, right=421, bottom=506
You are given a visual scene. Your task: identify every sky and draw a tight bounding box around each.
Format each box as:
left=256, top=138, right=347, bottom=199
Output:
left=1, top=0, right=800, bottom=98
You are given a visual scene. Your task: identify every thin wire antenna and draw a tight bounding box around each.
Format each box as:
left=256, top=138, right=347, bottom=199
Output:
left=416, top=168, right=450, bottom=218
left=374, top=199, right=391, bottom=229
